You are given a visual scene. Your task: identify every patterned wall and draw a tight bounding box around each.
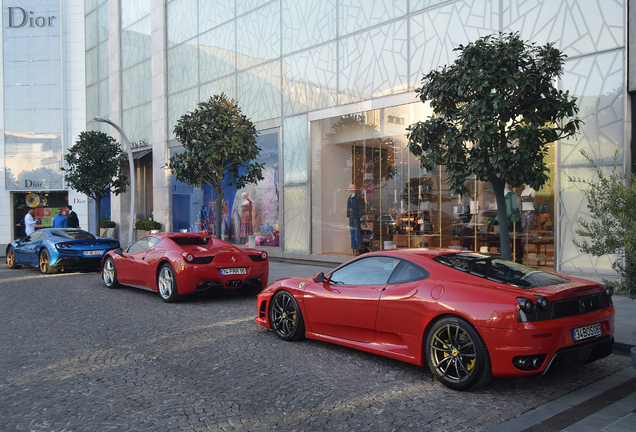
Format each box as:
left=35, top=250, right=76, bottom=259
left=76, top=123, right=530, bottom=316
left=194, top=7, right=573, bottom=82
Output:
left=109, top=0, right=627, bottom=264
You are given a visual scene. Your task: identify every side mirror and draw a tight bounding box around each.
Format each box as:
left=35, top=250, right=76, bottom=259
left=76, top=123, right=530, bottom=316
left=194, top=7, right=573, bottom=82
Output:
left=114, top=248, right=122, bottom=255
left=313, top=272, right=325, bottom=283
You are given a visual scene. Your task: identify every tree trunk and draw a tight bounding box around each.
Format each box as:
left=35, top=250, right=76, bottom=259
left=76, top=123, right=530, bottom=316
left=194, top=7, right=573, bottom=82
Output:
left=490, top=178, right=512, bottom=261
left=94, top=197, right=101, bottom=236
left=215, top=185, right=224, bottom=240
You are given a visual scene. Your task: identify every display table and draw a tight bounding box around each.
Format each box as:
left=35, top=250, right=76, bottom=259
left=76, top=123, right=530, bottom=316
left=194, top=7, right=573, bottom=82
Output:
left=393, top=234, right=436, bottom=248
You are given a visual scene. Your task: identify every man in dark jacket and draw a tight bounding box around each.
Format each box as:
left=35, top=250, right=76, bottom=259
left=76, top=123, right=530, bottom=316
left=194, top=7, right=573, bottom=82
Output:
left=67, top=205, right=80, bottom=228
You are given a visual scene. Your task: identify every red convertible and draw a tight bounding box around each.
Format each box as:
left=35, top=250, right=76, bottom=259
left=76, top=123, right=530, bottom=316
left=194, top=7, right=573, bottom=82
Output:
left=102, top=233, right=268, bottom=302
left=255, top=248, right=614, bottom=390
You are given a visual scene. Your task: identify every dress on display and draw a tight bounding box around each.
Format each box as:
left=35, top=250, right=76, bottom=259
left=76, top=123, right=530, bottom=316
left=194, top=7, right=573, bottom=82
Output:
left=521, top=194, right=537, bottom=229
left=241, top=199, right=253, bottom=238
left=347, top=193, right=362, bottom=250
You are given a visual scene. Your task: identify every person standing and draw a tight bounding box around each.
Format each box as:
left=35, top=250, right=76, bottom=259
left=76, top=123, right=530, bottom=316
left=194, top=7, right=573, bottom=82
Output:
left=66, top=205, right=80, bottom=228
left=52, top=209, right=67, bottom=228
left=24, top=209, right=36, bottom=236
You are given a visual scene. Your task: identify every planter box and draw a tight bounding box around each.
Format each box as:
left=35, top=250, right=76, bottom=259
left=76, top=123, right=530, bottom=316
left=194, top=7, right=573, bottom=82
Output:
left=136, top=229, right=151, bottom=240
left=100, top=227, right=116, bottom=238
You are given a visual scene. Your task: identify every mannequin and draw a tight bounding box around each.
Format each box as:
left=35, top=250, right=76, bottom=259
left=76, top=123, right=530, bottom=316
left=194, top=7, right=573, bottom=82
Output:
left=346, top=184, right=362, bottom=255
left=240, top=192, right=253, bottom=243
left=521, top=186, right=537, bottom=229
left=504, top=185, right=520, bottom=223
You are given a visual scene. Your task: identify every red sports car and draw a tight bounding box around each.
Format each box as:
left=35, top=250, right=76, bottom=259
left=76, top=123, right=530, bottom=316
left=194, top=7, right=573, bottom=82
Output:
left=102, top=232, right=269, bottom=302
left=255, top=248, right=614, bottom=390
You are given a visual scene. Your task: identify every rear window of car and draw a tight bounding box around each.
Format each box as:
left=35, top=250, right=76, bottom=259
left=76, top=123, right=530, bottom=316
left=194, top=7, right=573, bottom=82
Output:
left=50, top=230, right=96, bottom=240
left=170, top=236, right=211, bottom=246
left=433, top=252, right=571, bottom=288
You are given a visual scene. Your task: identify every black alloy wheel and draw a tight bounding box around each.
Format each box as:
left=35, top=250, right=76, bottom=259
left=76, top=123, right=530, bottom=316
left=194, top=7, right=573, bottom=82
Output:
left=270, top=290, right=305, bottom=341
left=425, top=317, right=492, bottom=390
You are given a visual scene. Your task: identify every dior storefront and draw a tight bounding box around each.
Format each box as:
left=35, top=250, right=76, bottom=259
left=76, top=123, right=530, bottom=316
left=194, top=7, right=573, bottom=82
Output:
left=0, top=0, right=89, bottom=250
left=89, top=0, right=629, bottom=280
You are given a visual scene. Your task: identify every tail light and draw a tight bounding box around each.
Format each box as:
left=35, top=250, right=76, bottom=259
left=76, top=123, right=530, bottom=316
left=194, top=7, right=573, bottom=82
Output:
left=108, top=241, right=119, bottom=247
left=517, top=297, right=534, bottom=314
left=57, top=242, right=72, bottom=248
left=261, top=252, right=267, bottom=260
left=182, top=252, right=194, bottom=263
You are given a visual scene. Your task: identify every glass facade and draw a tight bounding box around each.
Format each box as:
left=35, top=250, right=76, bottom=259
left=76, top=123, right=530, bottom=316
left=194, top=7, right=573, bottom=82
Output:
left=311, top=105, right=557, bottom=266
left=170, top=129, right=280, bottom=247
left=85, top=0, right=109, bottom=134
left=84, top=0, right=628, bottom=277
left=3, top=0, right=63, bottom=190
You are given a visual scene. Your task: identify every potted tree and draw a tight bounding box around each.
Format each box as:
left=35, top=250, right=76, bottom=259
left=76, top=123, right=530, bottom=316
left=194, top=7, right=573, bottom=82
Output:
left=100, top=219, right=117, bottom=238
left=135, top=219, right=162, bottom=239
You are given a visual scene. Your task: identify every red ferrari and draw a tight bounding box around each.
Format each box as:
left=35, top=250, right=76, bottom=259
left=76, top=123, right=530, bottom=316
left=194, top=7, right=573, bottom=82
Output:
left=101, top=233, right=269, bottom=302
left=255, top=248, right=615, bottom=390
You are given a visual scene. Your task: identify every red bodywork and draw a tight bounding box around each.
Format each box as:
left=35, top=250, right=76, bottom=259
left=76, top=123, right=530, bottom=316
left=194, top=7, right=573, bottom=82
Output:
left=102, top=233, right=268, bottom=295
left=255, top=248, right=614, bottom=379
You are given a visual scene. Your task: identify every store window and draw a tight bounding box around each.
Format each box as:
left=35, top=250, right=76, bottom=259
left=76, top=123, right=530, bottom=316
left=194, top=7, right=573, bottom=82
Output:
left=311, top=103, right=555, bottom=268
left=170, top=128, right=280, bottom=247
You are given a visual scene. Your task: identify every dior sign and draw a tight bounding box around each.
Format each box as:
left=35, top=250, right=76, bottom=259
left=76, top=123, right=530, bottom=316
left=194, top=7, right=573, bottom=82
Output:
left=7, top=7, right=57, bottom=28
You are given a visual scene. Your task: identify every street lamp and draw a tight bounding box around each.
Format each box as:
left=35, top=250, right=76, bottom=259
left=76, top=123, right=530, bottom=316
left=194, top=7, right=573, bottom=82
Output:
left=94, top=117, right=136, bottom=247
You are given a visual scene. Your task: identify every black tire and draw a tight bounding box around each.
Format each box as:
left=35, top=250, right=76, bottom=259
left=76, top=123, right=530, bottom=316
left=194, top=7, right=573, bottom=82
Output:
left=157, top=263, right=179, bottom=303
left=6, top=247, right=21, bottom=269
left=269, top=290, right=305, bottom=341
left=39, top=249, right=57, bottom=274
left=102, top=257, right=120, bottom=288
left=425, top=317, right=493, bottom=390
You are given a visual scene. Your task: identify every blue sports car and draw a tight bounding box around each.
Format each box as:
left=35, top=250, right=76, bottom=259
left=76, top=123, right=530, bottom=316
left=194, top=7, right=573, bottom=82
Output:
left=6, top=228, right=120, bottom=274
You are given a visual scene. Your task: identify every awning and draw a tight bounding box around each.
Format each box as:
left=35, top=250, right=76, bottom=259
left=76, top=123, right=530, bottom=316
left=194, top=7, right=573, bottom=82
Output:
left=132, top=149, right=152, bottom=160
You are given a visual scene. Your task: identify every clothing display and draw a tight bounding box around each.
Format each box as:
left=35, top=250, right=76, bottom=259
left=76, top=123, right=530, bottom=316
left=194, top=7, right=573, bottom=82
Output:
left=240, top=199, right=253, bottom=238
left=347, top=189, right=362, bottom=251
left=521, top=210, right=537, bottom=229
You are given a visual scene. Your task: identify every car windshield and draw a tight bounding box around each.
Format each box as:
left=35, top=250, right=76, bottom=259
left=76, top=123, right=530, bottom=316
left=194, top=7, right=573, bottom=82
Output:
left=433, top=253, right=571, bottom=288
left=50, top=230, right=96, bottom=240
left=170, top=236, right=211, bottom=246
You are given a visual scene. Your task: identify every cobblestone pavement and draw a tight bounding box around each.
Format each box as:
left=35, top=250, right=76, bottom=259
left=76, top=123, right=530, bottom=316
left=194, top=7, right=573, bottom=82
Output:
left=0, top=264, right=631, bottom=432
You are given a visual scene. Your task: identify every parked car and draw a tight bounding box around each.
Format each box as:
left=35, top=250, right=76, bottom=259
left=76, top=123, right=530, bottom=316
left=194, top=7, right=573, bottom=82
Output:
left=6, top=228, right=120, bottom=274
left=101, top=232, right=269, bottom=302
left=255, top=248, right=614, bottom=390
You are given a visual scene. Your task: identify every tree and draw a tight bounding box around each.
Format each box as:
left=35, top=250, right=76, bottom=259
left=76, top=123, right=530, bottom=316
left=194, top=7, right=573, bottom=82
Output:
left=571, top=151, right=636, bottom=299
left=167, top=94, right=263, bottom=238
left=63, top=131, right=129, bottom=234
left=406, top=32, right=581, bottom=260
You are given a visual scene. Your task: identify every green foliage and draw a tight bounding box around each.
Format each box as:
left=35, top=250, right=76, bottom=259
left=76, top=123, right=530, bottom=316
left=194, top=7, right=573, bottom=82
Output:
left=407, top=32, right=580, bottom=259
left=100, top=219, right=116, bottom=228
left=167, top=93, right=263, bottom=238
left=135, top=220, right=162, bottom=231
left=64, top=130, right=129, bottom=234
left=570, top=151, right=636, bottom=299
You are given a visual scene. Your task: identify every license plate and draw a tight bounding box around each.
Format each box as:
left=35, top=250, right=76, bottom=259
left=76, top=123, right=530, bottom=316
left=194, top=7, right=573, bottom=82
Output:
left=83, top=250, right=103, bottom=256
left=221, top=268, right=246, bottom=275
left=572, top=323, right=602, bottom=341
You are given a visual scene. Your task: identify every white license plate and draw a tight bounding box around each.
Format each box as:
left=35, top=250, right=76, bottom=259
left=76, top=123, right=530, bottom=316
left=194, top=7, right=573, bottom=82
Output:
left=572, top=323, right=602, bottom=341
left=221, top=268, right=246, bottom=275
left=83, top=250, right=103, bottom=256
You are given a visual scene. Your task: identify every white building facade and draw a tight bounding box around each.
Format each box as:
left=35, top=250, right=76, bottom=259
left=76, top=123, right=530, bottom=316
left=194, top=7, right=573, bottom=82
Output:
left=84, top=0, right=629, bottom=278
left=0, top=0, right=89, bottom=250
